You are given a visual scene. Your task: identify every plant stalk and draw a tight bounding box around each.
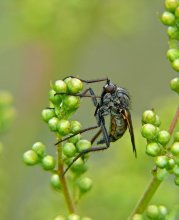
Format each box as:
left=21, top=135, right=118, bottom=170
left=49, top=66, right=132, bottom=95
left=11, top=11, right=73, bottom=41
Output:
left=57, top=141, right=75, bottom=214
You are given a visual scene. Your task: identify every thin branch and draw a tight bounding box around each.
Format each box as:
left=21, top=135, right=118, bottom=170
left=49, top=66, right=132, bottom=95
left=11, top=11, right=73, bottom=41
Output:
left=168, top=106, right=179, bottom=135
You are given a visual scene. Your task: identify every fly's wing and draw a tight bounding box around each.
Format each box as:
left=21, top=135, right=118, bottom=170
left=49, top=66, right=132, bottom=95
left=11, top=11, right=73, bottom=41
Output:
left=121, top=109, right=137, bottom=157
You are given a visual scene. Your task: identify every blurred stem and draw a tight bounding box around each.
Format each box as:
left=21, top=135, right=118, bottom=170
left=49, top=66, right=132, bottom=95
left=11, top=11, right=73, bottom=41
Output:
left=128, top=106, right=179, bottom=219
left=57, top=139, right=75, bottom=214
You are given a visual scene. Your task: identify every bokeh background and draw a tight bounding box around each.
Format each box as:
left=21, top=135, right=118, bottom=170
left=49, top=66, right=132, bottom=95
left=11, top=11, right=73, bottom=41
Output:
left=0, top=1, right=179, bottom=220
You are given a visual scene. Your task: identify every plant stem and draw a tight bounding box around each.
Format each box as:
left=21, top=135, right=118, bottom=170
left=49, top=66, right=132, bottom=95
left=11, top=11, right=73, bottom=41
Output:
left=128, top=174, right=162, bottom=220
left=128, top=106, right=179, bottom=219
left=57, top=141, right=75, bottom=214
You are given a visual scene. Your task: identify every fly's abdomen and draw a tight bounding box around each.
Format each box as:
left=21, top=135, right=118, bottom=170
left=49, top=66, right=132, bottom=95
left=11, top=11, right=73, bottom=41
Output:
left=109, top=114, right=127, bottom=142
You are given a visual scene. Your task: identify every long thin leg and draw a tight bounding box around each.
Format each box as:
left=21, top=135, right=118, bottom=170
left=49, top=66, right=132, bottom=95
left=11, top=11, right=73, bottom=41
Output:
left=63, top=144, right=109, bottom=176
left=63, top=76, right=108, bottom=84
left=55, top=125, right=99, bottom=145
left=90, top=128, right=102, bottom=144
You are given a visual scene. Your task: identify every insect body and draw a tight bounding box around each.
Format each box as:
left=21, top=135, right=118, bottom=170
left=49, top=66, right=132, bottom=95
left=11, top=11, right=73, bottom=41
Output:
left=56, top=77, right=137, bottom=175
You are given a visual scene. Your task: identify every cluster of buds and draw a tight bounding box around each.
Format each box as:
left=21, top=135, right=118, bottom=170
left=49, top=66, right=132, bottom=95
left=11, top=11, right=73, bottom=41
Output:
left=141, top=109, right=179, bottom=185
left=161, top=0, right=179, bottom=94
left=23, top=77, right=93, bottom=197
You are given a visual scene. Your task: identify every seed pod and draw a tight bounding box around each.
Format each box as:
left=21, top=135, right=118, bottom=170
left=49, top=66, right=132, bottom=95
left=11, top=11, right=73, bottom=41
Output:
left=69, top=134, right=81, bottom=144
left=146, top=142, right=161, bottom=157
left=63, top=96, right=80, bottom=111
left=146, top=205, right=160, bottom=219
left=53, top=80, right=67, bottom=93
left=167, top=48, right=179, bottom=62
left=57, top=120, right=71, bottom=136
left=158, top=205, right=168, bottom=217
left=50, top=174, right=61, bottom=190
left=156, top=168, right=169, bottom=181
left=161, top=11, right=175, bottom=25
left=167, top=26, right=179, bottom=40
left=165, top=0, right=178, bottom=12
left=48, top=117, right=59, bottom=132
left=42, top=155, right=56, bottom=170
left=141, top=124, right=158, bottom=140
left=170, top=77, right=179, bottom=93
left=157, top=130, right=170, bottom=145
left=142, top=110, right=156, bottom=124
left=172, top=58, right=179, bottom=71
left=76, top=140, right=92, bottom=153
left=66, top=78, right=83, bottom=94
left=32, top=142, right=46, bottom=157
left=23, top=150, right=39, bottom=165
left=171, top=142, right=179, bottom=156
left=77, top=177, right=93, bottom=193
left=63, top=142, right=77, bottom=157
left=41, top=108, right=55, bottom=122
left=49, top=89, right=62, bottom=106
left=155, top=155, right=169, bottom=168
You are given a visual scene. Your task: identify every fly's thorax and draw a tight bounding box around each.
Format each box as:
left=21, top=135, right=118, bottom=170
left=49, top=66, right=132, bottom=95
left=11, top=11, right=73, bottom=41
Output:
left=116, top=87, right=131, bottom=109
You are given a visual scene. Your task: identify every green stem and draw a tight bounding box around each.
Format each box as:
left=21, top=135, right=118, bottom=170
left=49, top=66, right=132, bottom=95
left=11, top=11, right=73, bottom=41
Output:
left=128, top=174, right=162, bottom=220
left=57, top=141, right=75, bottom=214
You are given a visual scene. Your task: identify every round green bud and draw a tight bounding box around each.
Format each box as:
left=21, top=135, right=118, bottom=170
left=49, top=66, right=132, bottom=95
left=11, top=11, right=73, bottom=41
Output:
left=63, top=142, right=77, bottom=157
left=67, top=214, right=80, bottom=220
left=48, top=117, right=59, bottom=132
left=81, top=217, right=93, bottom=220
left=63, top=96, right=80, bottom=111
left=57, top=120, right=71, bottom=136
left=146, top=142, right=161, bottom=157
left=41, top=108, right=55, bottom=122
left=161, top=11, right=175, bottom=25
left=69, top=134, right=81, bottom=144
left=174, top=131, right=179, bottom=142
left=142, top=110, right=156, bottom=124
left=167, top=48, right=179, bottom=62
left=32, top=142, right=45, bottom=157
left=49, top=89, right=62, bottom=106
left=71, top=157, right=87, bottom=173
left=156, top=168, right=169, bottom=181
left=155, top=155, right=169, bottom=168
left=157, top=130, right=170, bottom=145
left=76, top=140, right=92, bottom=153
left=141, top=124, right=158, bottom=140
left=175, top=6, right=179, bottom=17
left=174, top=156, right=179, bottom=165
left=23, top=150, right=39, bottom=165
left=154, top=115, right=161, bottom=127
left=170, top=77, right=179, bottom=93
left=66, top=78, right=83, bottom=94
left=158, top=205, right=168, bottom=217
left=167, top=158, right=175, bottom=169
left=70, top=120, right=82, bottom=134
left=174, top=176, right=179, bottom=185
left=42, top=155, right=56, bottom=170
left=53, top=215, right=65, bottom=220
left=173, top=165, right=179, bottom=175
left=50, top=174, right=61, bottom=190
left=53, top=80, right=67, bottom=93
left=172, top=58, right=179, bottom=71
left=171, top=142, right=179, bottom=156
left=167, top=26, right=179, bottom=40
left=77, top=177, right=92, bottom=193
left=165, top=0, right=178, bottom=12
left=131, top=214, right=144, bottom=220
left=146, top=205, right=160, bottom=219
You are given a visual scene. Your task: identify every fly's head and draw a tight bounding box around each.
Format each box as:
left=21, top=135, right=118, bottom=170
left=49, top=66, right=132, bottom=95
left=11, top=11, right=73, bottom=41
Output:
left=103, top=79, right=116, bottom=94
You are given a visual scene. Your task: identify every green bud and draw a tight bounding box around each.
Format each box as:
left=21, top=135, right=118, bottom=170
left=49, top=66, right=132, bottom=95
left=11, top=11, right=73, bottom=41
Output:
left=69, top=134, right=81, bottom=144
left=167, top=48, right=179, bottom=62
left=174, top=131, right=179, bottom=141
left=23, top=150, right=39, bottom=165
left=77, top=177, right=92, bottom=193
left=50, top=174, right=61, bottom=190
left=167, top=158, right=175, bottom=169
left=154, top=115, right=161, bottom=127
left=174, top=156, right=179, bottom=165
left=141, top=124, right=158, bottom=140
left=142, top=110, right=156, bottom=124
left=171, top=142, right=179, bottom=156
left=53, top=80, right=67, bottom=93
left=81, top=217, right=93, bottom=220
left=146, top=142, right=161, bottom=157
left=167, top=26, right=179, bottom=40
left=66, top=78, right=83, bottom=94
left=156, top=168, right=169, bottom=181
left=172, top=58, right=179, bottom=71
left=71, top=157, right=87, bottom=173
left=49, top=89, right=62, bottom=106
left=48, top=117, right=59, bottom=132
left=173, top=165, right=179, bottom=175
left=146, top=205, right=160, bottom=219
left=170, top=77, right=179, bottom=93
left=42, top=155, right=56, bottom=170
left=41, top=108, right=55, bottom=122
left=32, top=142, right=45, bottom=157
left=157, top=130, right=170, bottom=145
left=76, top=140, right=92, bottom=153
left=57, top=120, right=71, bottom=136
left=70, top=120, right=82, bottom=133
left=63, top=142, right=77, bottom=157
left=53, top=216, right=65, bottom=220
left=155, top=155, right=169, bottom=168
left=161, top=11, right=175, bottom=25
left=174, top=176, right=179, bottom=185
left=131, top=214, right=144, bottom=220
left=63, top=96, right=80, bottom=111
left=175, top=6, right=179, bottom=17
left=165, top=0, right=178, bottom=12
left=67, top=214, right=80, bottom=220
left=158, top=205, right=168, bottom=217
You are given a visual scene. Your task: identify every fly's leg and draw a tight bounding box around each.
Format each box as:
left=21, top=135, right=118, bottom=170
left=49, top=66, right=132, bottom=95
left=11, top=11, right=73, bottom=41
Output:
left=63, top=76, right=108, bottom=84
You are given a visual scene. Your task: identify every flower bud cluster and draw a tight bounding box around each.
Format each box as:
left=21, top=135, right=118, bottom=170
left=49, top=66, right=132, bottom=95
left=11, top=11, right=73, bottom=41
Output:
left=132, top=204, right=168, bottom=220
left=141, top=109, right=179, bottom=185
left=161, top=0, right=179, bottom=94
left=23, top=77, right=93, bottom=196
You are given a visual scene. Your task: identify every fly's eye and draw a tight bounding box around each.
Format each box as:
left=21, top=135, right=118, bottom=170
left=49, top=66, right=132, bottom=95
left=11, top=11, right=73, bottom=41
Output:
left=104, top=83, right=115, bottom=93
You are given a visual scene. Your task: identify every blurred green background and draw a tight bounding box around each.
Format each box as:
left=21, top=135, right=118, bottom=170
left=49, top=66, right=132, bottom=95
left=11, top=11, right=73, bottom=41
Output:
left=0, top=0, right=179, bottom=219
